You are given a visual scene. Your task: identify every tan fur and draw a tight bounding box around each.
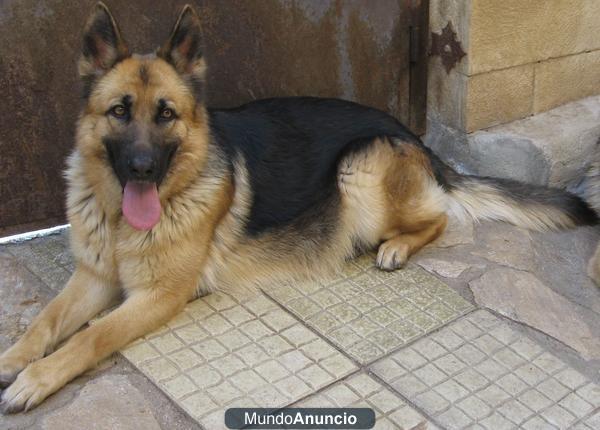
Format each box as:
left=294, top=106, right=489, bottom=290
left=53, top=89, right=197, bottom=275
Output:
left=201, top=138, right=448, bottom=291
left=1, top=2, right=590, bottom=408
left=378, top=140, right=448, bottom=269
left=1, top=118, right=449, bottom=410
left=0, top=10, right=450, bottom=412
left=0, top=53, right=232, bottom=411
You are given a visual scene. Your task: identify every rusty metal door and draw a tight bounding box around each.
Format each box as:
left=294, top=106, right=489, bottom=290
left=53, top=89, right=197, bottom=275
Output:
left=0, top=0, right=428, bottom=236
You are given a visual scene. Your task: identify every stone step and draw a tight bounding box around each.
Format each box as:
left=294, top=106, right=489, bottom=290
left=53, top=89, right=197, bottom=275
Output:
left=425, top=95, right=600, bottom=188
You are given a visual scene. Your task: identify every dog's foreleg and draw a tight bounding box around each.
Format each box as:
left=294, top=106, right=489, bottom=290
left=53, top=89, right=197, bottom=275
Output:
left=0, top=268, right=119, bottom=389
left=0, top=286, right=188, bottom=413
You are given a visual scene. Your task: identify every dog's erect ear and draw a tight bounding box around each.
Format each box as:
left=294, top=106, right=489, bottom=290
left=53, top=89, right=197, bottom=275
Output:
left=78, top=2, right=129, bottom=82
left=158, top=5, right=206, bottom=91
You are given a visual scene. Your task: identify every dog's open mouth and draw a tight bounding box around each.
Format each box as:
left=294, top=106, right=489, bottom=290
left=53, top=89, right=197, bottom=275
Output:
left=122, top=181, right=161, bottom=231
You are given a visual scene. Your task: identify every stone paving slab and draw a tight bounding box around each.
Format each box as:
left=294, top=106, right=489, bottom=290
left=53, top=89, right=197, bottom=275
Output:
left=296, top=372, right=438, bottom=430
left=5, top=230, right=74, bottom=293
left=121, top=292, right=357, bottom=429
left=39, top=374, right=163, bottom=430
left=264, top=254, right=474, bottom=364
left=370, top=310, right=600, bottom=430
left=470, top=267, right=600, bottom=360
left=0, top=251, right=56, bottom=351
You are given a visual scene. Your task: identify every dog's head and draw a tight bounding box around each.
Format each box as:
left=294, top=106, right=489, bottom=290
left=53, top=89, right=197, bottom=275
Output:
left=76, top=2, right=209, bottom=231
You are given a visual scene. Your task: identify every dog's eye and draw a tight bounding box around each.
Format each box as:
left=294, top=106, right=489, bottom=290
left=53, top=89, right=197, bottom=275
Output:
left=110, top=105, right=127, bottom=118
left=159, top=108, right=174, bottom=121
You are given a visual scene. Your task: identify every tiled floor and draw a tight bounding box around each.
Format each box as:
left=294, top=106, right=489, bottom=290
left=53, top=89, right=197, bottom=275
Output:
left=84, top=255, right=600, bottom=429
left=371, top=310, right=600, bottom=430
left=264, top=254, right=473, bottom=364
left=296, top=372, right=438, bottom=430
left=3, top=228, right=600, bottom=430
left=121, top=292, right=357, bottom=429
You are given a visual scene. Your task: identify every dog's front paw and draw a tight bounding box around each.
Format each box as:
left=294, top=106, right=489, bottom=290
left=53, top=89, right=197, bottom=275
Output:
left=0, top=354, right=29, bottom=389
left=376, top=240, right=409, bottom=271
left=0, top=360, right=60, bottom=414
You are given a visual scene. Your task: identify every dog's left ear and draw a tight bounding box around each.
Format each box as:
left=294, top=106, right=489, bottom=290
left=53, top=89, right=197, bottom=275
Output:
left=158, top=5, right=206, bottom=91
left=79, top=2, right=129, bottom=82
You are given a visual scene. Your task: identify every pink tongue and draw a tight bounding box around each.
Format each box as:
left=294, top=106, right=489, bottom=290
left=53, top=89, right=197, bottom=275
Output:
left=122, top=182, right=161, bottom=231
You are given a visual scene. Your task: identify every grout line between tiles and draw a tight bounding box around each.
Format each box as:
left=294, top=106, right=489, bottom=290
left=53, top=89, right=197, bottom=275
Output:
left=366, top=369, right=449, bottom=430
left=261, top=288, right=364, bottom=369
left=115, top=352, right=208, bottom=430
left=375, top=310, right=599, bottom=428
left=261, top=287, right=482, bottom=428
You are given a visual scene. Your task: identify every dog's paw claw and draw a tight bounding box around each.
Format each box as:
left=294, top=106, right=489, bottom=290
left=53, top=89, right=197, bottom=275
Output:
left=0, top=372, right=18, bottom=389
left=376, top=241, right=409, bottom=271
left=0, top=398, right=25, bottom=415
left=0, top=364, right=55, bottom=414
left=0, top=355, right=29, bottom=389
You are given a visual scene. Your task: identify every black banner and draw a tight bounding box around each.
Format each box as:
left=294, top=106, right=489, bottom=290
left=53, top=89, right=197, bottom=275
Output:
left=225, top=408, right=376, bottom=429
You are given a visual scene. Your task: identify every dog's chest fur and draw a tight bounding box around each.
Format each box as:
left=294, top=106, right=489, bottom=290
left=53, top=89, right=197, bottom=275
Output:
left=65, top=149, right=229, bottom=293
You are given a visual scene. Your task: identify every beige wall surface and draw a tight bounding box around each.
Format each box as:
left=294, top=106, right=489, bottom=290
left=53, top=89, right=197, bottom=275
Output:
left=535, top=50, right=600, bottom=113
left=469, top=0, right=600, bottom=75
left=466, top=64, right=534, bottom=132
left=429, top=0, right=600, bottom=132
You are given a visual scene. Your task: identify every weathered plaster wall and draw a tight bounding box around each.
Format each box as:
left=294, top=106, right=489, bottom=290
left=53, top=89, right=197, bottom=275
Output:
left=0, top=0, right=415, bottom=234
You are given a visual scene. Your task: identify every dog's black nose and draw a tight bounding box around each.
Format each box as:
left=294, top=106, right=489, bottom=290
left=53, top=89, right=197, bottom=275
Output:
left=128, top=154, right=156, bottom=180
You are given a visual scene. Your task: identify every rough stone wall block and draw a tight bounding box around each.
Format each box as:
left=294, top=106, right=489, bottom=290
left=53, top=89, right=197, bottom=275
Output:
left=425, top=96, right=600, bottom=187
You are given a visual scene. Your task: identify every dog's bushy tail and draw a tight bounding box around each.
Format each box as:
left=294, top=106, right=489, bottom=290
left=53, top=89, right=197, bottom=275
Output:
left=432, top=156, right=598, bottom=231
left=446, top=175, right=597, bottom=230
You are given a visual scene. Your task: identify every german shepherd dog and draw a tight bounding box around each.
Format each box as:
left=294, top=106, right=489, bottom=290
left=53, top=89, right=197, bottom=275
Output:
left=0, top=3, right=597, bottom=413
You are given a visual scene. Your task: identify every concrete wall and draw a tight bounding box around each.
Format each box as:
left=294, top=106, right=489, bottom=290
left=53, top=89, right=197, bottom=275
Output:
left=429, top=0, right=600, bottom=133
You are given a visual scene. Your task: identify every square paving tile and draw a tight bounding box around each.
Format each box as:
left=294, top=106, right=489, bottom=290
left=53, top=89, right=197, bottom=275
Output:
left=575, top=410, right=600, bottom=430
left=263, top=254, right=473, bottom=363
left=296, top=372, right=439, bottom=430
left=371, top=310, right=600, bottom=430
left=121, top=292, right=357, bottom=429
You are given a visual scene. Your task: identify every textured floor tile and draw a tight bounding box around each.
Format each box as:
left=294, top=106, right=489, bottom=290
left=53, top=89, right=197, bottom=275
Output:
left=577, top=410, right=600, bottom=430
left=371, top=310, right=600, bottom=429
left=296, top=373, right=439, bottom=430
left=121, top=292, right=357, bottom=429
left=264, top=254, right=473, bottom=363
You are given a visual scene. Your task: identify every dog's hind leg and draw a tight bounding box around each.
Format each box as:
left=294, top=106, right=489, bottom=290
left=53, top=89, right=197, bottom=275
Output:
left=338, top=137, right=449, bottom=270
left=376, top=215, right=447, bottom=271
left=0, top=269, right=119, bottom=388
left=373, top=138, right=449, bottom=270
